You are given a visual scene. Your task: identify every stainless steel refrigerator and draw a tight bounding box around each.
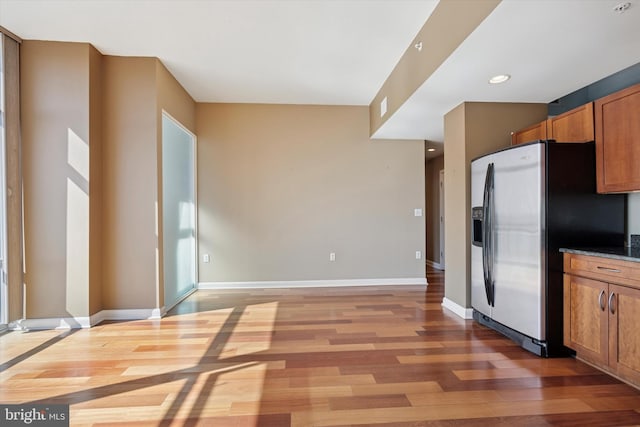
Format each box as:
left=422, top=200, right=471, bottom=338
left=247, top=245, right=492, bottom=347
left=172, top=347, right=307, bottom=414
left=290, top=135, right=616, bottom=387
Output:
left=471, top=140, right=624, bottom=357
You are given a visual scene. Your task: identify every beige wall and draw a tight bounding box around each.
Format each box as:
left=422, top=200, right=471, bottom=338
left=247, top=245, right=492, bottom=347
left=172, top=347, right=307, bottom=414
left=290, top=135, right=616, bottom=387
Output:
left=155, top=60, right=196, bottom=308
left=443, top=102, right=548, bottom=308
left=88, top=45, right=103, bottom=315
left=102, top=56, right=158, bottom=310
left=20, top=40, right=417, bottom=321
left=369, top=0, right=501, bottom=136
left=196, top=103, right=425, bottom=283
left=426, top=154, right=444, bottom=264
left=444, top=104, right=467, bottom=306
left=156, top=62, right=196, bottom=132
left=21, top=41, right=96, bottom=319
left=22, top=44, right=196, bottom=318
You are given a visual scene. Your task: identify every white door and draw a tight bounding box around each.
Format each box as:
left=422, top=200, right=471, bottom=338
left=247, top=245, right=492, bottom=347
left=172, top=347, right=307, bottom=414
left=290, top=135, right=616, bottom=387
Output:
left=162, top=113, right=197, bottom=311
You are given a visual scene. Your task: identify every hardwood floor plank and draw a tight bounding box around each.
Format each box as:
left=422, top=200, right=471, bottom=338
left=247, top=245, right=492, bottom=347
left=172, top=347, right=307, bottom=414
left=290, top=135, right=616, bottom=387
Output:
left=397, top=352, right=508, bottom=364
left=350, top=381, right=443, bottom=396
left=327, top=394, right=411, bottom=410
left=453, top=366, right=585, bottom=381
left=291, top=398, right=595, bottom=426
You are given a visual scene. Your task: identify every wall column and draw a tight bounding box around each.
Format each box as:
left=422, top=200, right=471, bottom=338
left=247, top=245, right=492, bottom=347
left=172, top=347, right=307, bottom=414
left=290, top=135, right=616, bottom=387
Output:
left=442, top=102, right=548, bottom=316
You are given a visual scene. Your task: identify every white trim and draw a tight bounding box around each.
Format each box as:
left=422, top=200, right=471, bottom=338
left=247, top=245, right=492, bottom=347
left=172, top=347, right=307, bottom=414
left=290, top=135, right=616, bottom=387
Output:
left=10, top=307, right=166, bottom=330
left=441, top=297, right=474, bottom=319
left=94, top=308, right=164, bottom=323
left=13, top=316, right=92, bottom=330
left=426, top=260, right=444, bottom=270
left=199, top=277, right=427, bottom=289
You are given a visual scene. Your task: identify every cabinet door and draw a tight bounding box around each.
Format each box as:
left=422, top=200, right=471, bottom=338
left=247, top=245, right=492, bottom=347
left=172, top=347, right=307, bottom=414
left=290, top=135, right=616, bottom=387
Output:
left=595, top=82, right=640, bottom=193
left=548, top=102, right=594, bottom=143
left=511, top=121, right=547, bottom=145
left=608, top=284, right=640, bottom=384
left=563, top=274, right=608, bottom=365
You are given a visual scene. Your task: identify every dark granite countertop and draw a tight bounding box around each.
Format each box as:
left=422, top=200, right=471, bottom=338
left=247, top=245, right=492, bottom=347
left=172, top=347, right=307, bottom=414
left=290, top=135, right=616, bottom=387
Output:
left=560, top=247, right=640, bottom=263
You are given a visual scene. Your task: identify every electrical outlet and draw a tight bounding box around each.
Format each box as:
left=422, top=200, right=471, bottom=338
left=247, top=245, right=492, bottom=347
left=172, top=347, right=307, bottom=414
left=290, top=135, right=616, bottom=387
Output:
left=329, top=252, right=336, bottom=262
left=203, top=254, right=210, bottom=263
left=415, top=251, right=422, bottom=260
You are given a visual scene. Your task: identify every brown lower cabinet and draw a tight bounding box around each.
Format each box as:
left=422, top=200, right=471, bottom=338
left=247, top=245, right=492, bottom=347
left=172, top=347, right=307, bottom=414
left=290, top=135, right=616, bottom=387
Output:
left=563, top=252, right=640, bottom=386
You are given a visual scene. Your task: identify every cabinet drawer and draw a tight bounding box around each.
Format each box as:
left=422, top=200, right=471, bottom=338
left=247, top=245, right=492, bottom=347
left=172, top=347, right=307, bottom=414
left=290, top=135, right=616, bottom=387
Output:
left=564, top=253, right=640, bottom=290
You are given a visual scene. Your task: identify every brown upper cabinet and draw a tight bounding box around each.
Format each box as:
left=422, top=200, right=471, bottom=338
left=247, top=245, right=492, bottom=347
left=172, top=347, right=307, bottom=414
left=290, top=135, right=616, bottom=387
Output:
left=548, top=102, right=594, bottom=143
left=595, top=82, right=640, bottom=193
left=511, top=120, right=547, bottom=145
left=511, top=102, right=595, bottom=146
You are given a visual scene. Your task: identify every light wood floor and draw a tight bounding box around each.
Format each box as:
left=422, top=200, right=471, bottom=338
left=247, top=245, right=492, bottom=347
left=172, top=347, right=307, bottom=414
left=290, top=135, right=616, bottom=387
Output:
left=1, top=268, right=640, bottom=426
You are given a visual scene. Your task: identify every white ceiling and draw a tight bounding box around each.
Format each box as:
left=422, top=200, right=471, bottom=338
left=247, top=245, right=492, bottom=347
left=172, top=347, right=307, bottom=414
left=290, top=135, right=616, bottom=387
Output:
left=0, top=0, right=438, bottom=105
left=374, top=0, right=640, bottom=143
left=1, top=0, right=639, bottom=149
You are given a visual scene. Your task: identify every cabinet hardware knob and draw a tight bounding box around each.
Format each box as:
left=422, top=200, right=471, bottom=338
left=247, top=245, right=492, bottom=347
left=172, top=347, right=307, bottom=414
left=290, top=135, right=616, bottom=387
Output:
left=599, top=289, right=606, bottom=311
left=597, top=266, right=621, bottom=273
left=609, top=292, right=616, bottom=315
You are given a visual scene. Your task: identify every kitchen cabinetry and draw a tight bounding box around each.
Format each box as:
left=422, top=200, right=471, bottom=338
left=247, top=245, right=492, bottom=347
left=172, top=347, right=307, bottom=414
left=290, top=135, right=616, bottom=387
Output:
left=511, top=121, right=547, bottom=145
left=595, top=82, right=640, bottom=193
left=563, top=252, right=640, bottom=386
left=511, top=103, right=594, bottom=146
left=547, top=102, right=594, bottom=143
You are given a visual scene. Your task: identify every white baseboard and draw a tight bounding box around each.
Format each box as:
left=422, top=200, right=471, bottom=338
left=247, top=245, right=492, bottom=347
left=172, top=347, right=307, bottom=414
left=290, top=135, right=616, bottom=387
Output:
left=426, top=260, right=444, bottom=270
left=93, top=307, right=164, bottom=323
left=12, top=316, right=92, bottom=330
left=199, top=277, right=427, bottom=289
left=12, top=307, right=165, bottom=331
left=441, top=297, right=474, bottom=319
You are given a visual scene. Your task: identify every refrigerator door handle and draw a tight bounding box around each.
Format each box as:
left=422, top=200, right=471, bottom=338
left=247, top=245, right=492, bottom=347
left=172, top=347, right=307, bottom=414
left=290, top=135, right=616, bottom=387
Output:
left=488, top=163, right=495, bottom=307
left=482, top=163, right=495, bottom=306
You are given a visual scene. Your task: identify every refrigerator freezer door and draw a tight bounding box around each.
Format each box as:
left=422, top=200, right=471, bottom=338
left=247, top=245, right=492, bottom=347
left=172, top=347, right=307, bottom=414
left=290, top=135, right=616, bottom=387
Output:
left=490, top=143, right=544, bottom=340
left=471, top=158, right=492, bottom=318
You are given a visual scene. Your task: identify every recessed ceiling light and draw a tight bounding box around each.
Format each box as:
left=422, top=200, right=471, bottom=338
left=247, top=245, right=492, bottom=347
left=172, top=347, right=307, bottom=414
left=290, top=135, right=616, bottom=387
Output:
left=489, top=74, right=511, bottom=84
left=427, top=148, right=436, bottom=152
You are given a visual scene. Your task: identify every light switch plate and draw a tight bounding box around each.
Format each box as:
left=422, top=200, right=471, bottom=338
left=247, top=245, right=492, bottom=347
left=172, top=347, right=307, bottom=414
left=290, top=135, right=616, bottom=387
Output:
left=414, top=208, right=422, bottom=217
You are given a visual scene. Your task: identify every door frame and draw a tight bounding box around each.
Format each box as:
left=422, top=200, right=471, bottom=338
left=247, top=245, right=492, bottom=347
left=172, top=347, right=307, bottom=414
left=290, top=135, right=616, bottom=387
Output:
left=439, top=169, right=445, bottom=269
